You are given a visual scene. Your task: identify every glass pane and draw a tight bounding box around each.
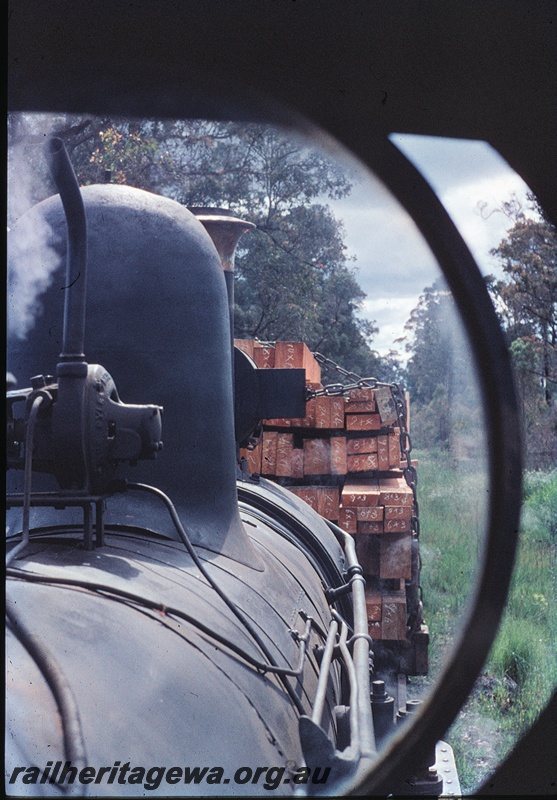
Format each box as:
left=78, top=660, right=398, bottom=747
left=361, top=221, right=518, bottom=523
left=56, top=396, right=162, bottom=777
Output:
left=8, top=114, right=553, bottom=796
left=391, top=133, right=557, bottom=792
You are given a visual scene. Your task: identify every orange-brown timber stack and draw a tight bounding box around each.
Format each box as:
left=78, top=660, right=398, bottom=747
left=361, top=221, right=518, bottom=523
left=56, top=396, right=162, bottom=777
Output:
left=237, top=339, right=428, bottom=669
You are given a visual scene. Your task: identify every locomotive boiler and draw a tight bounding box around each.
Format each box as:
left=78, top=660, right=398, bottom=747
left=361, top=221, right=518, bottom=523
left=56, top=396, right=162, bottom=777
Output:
left=6, top=139, right=393, bottom=796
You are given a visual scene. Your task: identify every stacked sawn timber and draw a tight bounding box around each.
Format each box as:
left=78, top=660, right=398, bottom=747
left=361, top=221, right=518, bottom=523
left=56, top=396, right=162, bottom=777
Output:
left=236, top=340, right=414, bottom=643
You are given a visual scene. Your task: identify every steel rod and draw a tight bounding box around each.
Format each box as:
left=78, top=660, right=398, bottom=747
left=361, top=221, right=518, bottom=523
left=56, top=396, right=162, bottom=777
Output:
left=311, top=618, right=339, bottom=726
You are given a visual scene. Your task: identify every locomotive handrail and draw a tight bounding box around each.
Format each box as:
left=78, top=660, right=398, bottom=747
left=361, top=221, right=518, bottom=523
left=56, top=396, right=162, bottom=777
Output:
left=311, top=619, right=338, bottom=728
left=338, top=621, right=361, bottom=759
left=299, top=615, right=376, bottom=788
left=326, top=520, right=376, bottom=760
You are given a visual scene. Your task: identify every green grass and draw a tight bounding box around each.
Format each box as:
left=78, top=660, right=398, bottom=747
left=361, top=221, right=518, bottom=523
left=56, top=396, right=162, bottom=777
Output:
left=410, top=453, right=557, bottom=794
left=414, top=451, right=487, bottom=663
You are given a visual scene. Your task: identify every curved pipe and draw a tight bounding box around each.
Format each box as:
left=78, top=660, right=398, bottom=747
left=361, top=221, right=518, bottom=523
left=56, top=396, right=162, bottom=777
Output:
left=44, top=137, right=87, bottom=362
left=326, top=520, right=376, bottom=759
left=6, top=595, right=87, bottom=790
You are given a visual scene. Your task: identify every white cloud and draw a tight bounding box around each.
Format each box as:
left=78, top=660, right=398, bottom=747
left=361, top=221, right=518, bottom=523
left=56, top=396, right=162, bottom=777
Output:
left=360, top=296, right=417, bottom=357
left=332, top=169, right=441, bottom=308
left=328, top=135, right=535, bottom=357
left=391, top=134, right=534, bottom=276
left=436, top=173, right=533, bottom=276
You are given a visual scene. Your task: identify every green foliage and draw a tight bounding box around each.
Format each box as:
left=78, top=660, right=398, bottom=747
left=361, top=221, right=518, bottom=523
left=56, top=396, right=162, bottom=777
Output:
left=491, top=211, right=557, bottom=359
left=413, top=452, right=557, bottom=793
left=408, top=386, right=451, bottom=451
left=509, top=334, right=557, bottom=469
left=523, top=470, right=557, bottom=539
left=489, top=621, right=543, bottom=687
left=415, top=451, right=485, bottom=643
left=403, top=280, right=482, bottom=453
left=405, top=194, right=556, bottom=467
left=9, top=113, right=384, bottom=380
left=489, top=200, right=557, bottom=466
left=404, top=280, right=453, bottom=406
left=80, top=126, right=165, bottom=186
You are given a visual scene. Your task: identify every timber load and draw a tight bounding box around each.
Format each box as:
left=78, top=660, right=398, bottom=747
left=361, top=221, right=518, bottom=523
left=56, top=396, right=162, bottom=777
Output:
left=237, top=339, right=429, bottom=676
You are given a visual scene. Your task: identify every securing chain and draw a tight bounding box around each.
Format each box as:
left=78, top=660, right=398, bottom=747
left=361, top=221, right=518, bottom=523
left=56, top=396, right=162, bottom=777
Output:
left=245, top=342, right=424, bottom=633
left=311, top=352, right=424, bottom=634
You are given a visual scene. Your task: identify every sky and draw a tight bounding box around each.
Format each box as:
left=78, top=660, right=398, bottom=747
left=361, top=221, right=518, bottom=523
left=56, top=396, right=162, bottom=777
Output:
left=329, top=134, right=534, bottom=358
left=8, top=117, right=534, bottom=364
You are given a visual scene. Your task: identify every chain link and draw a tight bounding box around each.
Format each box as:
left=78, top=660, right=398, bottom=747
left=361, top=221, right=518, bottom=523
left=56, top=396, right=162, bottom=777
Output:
left=311, top=351, right=424, bottom=634
left=245, top=344, right=424, bottom=634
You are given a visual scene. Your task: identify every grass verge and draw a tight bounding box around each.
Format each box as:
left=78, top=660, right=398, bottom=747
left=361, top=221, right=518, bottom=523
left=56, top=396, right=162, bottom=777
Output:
left=410, top=453, right=557, bottom=794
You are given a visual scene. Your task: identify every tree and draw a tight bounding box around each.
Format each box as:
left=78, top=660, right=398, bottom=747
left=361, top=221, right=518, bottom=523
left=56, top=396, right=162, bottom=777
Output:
left=404, top=282, right=452, bottom=403
left=490, top=201, right=557, bottom=407
left=489, top=197, right=557, bottom=466
left=402, top=281, right=453, bottom=447
left=403, top=280, right=481, bottom=451
left=9, top=113, right=383, bottom=380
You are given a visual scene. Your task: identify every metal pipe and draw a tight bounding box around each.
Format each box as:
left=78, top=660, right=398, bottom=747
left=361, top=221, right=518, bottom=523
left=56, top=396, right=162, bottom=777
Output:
left=6, top=595, right=87, bottom=793
left=311, top=618, right=339, bottom=726
left=326, top=520, right=376, bottom=757
left=44, top=138, right=87, bottom=363
left=127, top=482, right=306, bottom=713
left=338, top=621, right=360, bottom=753
left=6, top=394, right=44, bottom=566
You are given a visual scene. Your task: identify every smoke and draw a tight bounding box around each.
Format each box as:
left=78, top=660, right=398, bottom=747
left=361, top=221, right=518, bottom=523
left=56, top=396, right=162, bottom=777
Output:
left=7, top=134, right=63, bottom=342
left=7, top=208, right=63, bottom=341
